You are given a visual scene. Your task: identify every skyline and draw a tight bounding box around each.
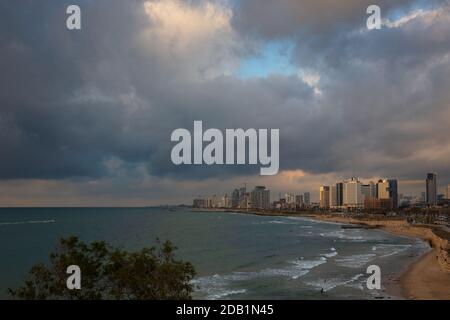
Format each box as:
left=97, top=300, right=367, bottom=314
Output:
left=1, top=0, right=450, bottom=206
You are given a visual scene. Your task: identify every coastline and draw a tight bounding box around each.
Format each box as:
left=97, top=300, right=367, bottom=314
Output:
left=193, top=208, right=450, bottom=299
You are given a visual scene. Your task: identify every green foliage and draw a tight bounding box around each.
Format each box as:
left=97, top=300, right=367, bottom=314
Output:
left=8, top=236, right=196, bottom=300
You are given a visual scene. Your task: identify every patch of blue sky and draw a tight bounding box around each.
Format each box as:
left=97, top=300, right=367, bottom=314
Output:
left=237, top=39, right=298, bottom=79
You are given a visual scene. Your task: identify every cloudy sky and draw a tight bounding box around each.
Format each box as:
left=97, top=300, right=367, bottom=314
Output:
left=0, top=0, right=449, bottom=206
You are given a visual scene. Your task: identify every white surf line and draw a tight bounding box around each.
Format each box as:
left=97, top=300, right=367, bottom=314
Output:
left=0, top=219, right=56, bottom=226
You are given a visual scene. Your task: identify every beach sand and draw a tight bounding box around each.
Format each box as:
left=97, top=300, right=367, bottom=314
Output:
left=399, top=249, right=450, bottom=299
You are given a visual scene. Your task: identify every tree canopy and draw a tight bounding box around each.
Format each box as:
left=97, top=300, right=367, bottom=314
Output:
left=8, top=236, right=196, bottom=300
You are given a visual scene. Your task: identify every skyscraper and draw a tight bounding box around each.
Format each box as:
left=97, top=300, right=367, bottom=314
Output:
left=251, top=186, right=270, bottom=209
left=319, top=186, right=330, bottom=209
left=426, top=173, right=437, bottom=206
left=303, top=192, right=310, bottom=206
left=361, top=184, right=371, bottom=201
left=239, top=186, right=247, bottom=208
left=343, top=178, right=363, bottom=209
left=388, top=179, right=398, bottom=209
left=231, top=189, right=239, bottom=208
left=447, top=184, right=450, bottom=200
left=295, top=195, right=304, bottom=207
left=329, top=185, right=337, bottom=208
left=336, top=183, right=343, bottom=207
left=377, top=179, right=390, bottom=200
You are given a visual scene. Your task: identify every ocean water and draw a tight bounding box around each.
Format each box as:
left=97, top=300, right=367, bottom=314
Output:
left=0, top=208, right=429, bottom=300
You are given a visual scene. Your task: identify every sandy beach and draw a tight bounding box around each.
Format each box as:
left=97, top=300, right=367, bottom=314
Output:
left=399, top=249, right=450, bottom=299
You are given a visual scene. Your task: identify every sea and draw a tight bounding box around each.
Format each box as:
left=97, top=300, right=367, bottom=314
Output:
left=0, top=207, right=430, bottom=300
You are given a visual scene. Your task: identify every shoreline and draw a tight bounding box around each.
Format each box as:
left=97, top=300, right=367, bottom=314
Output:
left=193, top=208, right=450, bottom=299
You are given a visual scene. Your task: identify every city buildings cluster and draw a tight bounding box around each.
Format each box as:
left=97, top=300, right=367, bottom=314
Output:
left=192, top=185, right=312, bottom=211
left=193, top=185, right=273, bottom=210
left=193, top=173, right=450, bottom=212
left=319, top=177, right=398, bottom=211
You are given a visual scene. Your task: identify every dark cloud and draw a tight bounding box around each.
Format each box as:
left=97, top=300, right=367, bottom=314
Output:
left=0, top=0, right=449, bottom=199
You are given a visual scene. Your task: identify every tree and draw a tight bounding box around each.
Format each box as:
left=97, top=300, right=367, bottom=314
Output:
left=8, top=236, right=196, bottom=300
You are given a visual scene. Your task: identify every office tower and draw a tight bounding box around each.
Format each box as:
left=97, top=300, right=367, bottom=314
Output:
left=426, top=173, right=437, bottom=206
left=329, top=185, right=337, bottom=208
left=231, top=189, right=240, bottom=208
left=222, top=194, right=230, bottom=208
left=336, top=183, right=344, bottom=207
left=369, top=181, right=376, bottom=198
left=251, top=186, right=271, bottom=209
left=319, top=186, right=330, bottom=209
left=304, top=192, right=311, bottom=206
left=377, top=179, right=390, bottom=200
left=295, top=195, right=304, bottom=207
left=388, top=179, right=398, bottom=209
left=361, top=184, right=371, bottom=201
left=361, top=181, right=377, bottom=199
left=239, top=186, right=247, bottom=208
left=343, top=178, right=363, bottom=209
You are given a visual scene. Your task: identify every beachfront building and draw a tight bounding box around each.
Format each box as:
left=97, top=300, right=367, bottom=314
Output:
left=336, top=183, right=344, bottom=208
left=343, top=178, right=364, bottom=209
left=329, top=185, right=338, bottom=208
left=221, top=194, right=231, bottom=208
left=231, top=189, right=239, bottom=208
left=426, top=173, right=437, bottom=206
left=388, top=179, right=398, bottom=209
left=285, top=193, right=296, bottom=210
left=295, top=194, right=304, bottom=209
left=251, top=186, right=271, bottom=209
left=304, top=192, right=311, bottom=206
left=377, top=179, right=390, bottom=200
left=319, top=186, right=330, bottom=209
left=239, top=186, right=247, bottom=208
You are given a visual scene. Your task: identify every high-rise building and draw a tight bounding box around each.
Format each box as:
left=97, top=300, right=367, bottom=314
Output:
left=336, top=183, right=343, bottom=207
left=375, top=179, right=397, bottom=210
left=231, top=189, right=240, bottom=208
left=295, top=195, right=304, bottom=207
left=319, top=186, right=330, bottom=209
left=329, top=185, right=337, bottom=208
left=343, top=178, right=363, bottom=209
left=251, top=186, right=270, bottom=209
left=388, top=179, right=398, bottom=209
left=369, top=181, right=376, bottom=199
left=361, top=184, right=371, bottom=201
left=377, top=179, right=390, bottom=200
left=221, top=194, right=231, bottom=208
left=426, top=173, right=437, bottom=206
left=304, top=192, right=311, bottom=206
left=447, top=184, right=450, bottom=200
left=239, top=186, right=248, bottom=208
